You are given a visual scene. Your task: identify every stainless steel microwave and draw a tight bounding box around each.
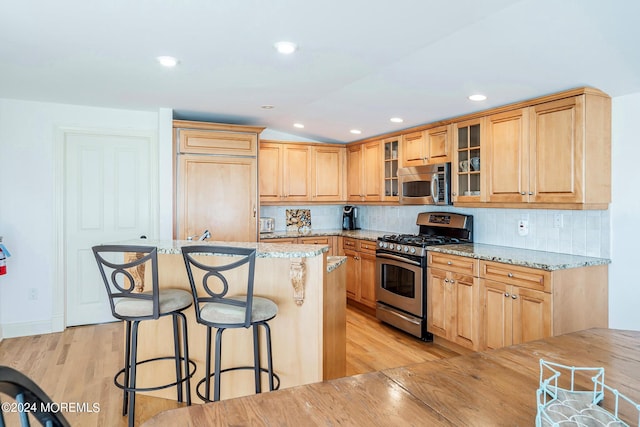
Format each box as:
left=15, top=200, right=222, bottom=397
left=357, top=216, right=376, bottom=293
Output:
left=398, top=163, right=451, bottom=205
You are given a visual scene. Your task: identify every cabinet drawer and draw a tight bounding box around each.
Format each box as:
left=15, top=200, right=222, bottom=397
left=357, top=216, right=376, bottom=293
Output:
left=299, top=236, right=330, bottom=245
left=343, top=238, right=357, bottom=250
left=428, top=252, right=478, bottom=276
left=357, top=240, right=377, bottom=254
left=178, top=129, right=257, bottom=156
left=480, top=261, right=550, bottom=292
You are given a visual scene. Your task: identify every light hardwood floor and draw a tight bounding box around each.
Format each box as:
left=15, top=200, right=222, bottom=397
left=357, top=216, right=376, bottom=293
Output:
left=0, top=307, right=458, bottom=426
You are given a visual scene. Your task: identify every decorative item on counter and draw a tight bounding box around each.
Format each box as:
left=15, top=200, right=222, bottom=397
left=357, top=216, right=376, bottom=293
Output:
left=536, top=359, right=639, bottom=426
left=286, top=209, right=311, bottom=232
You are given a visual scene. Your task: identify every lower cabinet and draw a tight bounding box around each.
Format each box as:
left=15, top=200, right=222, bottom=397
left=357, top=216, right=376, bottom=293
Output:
left=343, top=238, right=377, bottom=309
left=479, top=260, right=607, bottom=351
left=481, top=279, right=551, bottom=349
left=427, top=252, right=480, bottom=351
left=428, top=252, right=608, bottom=352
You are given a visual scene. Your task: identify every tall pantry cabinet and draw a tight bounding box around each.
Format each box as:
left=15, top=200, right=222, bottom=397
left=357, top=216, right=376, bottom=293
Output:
left=174, top=120, right=265, bottom=242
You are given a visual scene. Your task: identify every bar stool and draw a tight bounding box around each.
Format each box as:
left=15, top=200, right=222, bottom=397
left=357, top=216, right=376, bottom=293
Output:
left=181, top=245, right=280, bottom=402
left=92, top=245, right=196, bottom=427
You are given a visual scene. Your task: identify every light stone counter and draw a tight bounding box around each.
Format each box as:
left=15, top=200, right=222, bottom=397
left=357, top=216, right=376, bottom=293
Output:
left=326, top=256, right=347, bottom=273
left=116, top=238, right=328, bottom=258
left=428, top=243, right=611, bottom=271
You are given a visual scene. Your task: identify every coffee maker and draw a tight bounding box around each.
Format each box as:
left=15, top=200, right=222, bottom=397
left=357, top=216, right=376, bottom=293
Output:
left=342, top=206, right=359, bottom=230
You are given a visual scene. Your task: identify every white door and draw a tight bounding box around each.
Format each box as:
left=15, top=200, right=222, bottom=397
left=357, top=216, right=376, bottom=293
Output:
left=65, top=130, right=155, bottom=326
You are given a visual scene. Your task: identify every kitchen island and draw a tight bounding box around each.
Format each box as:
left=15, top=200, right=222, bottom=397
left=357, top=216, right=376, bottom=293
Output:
left=120, top=239, right=346, bottom=403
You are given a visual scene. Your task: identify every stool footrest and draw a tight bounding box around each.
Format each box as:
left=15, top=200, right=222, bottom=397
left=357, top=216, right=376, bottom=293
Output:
left=196, top=366, right=281, bottom=403
left=115, top=356, right=197, bottom=393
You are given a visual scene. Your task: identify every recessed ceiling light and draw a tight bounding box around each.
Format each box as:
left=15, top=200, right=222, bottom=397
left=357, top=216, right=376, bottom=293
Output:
left=274, top=41, right=298, bottom=54
left=350, top=129, right=362, bottom=135
left=468, top=94, right=487, bottom=101
left=293, top=123, right=305, bottom=129
left=390, top=117, right=404, bottom=123
left=157, top=56, right=179, bottom=67
left=260, top=105, right=275, bottom=110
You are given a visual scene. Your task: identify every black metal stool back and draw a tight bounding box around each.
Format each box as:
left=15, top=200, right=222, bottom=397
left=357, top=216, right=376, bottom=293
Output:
left=0, top=366, right=70, bottom=427
left=93, top=245, right=160, bottom=321
left=181, top=245, right=279, bottom=402
left=92, top=244, right=195, bottom=427
left=182, top=246, right=257, bottom=328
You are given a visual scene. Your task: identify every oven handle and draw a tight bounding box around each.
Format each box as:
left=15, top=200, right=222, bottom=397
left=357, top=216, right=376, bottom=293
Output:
left=376, top=252, right=422, bottom=267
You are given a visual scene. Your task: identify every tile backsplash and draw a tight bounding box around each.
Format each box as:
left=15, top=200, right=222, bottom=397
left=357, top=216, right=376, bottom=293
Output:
left=260, top=204, right=610, bottom=258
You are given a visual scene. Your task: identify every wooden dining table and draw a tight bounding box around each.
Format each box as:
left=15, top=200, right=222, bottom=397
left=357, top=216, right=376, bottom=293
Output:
left=142, top=328, right=640, bottom=426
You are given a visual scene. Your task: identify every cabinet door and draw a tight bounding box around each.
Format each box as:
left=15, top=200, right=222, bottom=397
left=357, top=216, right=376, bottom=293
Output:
left=486, top=109, right=529, bottom=203
left=362, top=141, right=383, bottom=201
left=426, top=125, right=450, bottom=163
left=359, top=251, right=377, bottom=309
left=453, top=118, right=483, bottom=202
left=481, top=279, right=512, bottom=350
left=177, top=128, right=257, bottom=156
left=312, top=146, right=345, bottom=202
left=283, top=145, right=312, bottom=201
left=343, top=248, right=359, bottom=299
left=511, top=286, right=551, bottom=345
left=451, top=273, right=478, bottom=349
left=346, top=145, right=363, bottom=202
left=427, top=268, right=449, bottom=338
left=402, top=131, right=426, bottom=167
left=177, top=155, right=257, bottom=242
left=259, top=143, right=283, bottom=202
left=529, top=96, right=584, bottom=204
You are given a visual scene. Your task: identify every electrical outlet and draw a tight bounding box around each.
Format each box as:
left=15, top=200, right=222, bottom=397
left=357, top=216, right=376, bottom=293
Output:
left=28, top=288, right=38, bottom=300
left=518, top=219, right=529, bottom=236
left=553, top=213, right=564, bottom=228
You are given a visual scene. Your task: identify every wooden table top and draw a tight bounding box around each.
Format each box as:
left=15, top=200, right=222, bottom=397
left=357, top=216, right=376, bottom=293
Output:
left=142, top=329, right=640, bottom=426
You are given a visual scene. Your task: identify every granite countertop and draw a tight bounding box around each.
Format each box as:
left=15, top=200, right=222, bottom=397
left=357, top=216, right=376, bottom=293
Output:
left=326, top=256, right=347, bottom=273
left=111, top=239, right=329, bottom=259
left=428, top=243, right=611, bottom=271
left=259, top=228, right=391, bottom=242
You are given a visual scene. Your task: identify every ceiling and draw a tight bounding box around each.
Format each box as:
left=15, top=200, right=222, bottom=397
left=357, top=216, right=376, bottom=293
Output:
left=1, top=0, right=639, bottom=143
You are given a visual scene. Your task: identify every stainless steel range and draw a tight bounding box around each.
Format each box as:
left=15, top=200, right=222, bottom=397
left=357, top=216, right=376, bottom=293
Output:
left=375, top=212, right=473, bottom=341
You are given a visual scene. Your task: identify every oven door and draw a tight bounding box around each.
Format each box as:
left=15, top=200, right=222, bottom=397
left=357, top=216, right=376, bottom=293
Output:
left=375, top=252, right=424, bottom=317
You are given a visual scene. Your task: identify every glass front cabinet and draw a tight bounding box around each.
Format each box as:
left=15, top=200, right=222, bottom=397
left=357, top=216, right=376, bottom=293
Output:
left=382, top=136, right=400, bottom=201
left=453, top=118, right=483, bottom=202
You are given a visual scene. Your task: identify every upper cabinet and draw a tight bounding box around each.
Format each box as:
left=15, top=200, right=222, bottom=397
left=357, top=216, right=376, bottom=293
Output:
left=382, top=136, right=400, bottom=202
left=311, top=145, right=346, bottom=202
left=175, top=120, right=259, bottom=156
left=453, top=118, right=484, bottom=203
left=401, top=125, right=451, bottom=167
left=347, top=140, right=383, bottom=202
left=259, top=140, right=345, bottom=204
left=483, top=91, right=611, bottom=208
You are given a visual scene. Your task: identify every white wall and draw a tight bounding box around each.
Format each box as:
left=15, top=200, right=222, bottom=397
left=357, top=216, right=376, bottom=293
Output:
left=609, top=92, right=640, bottom=330
left=0, top=99, right=163, bottom=337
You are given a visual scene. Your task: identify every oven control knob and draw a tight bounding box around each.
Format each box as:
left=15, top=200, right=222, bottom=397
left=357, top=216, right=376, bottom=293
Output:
left=410, top=247, right=416, bottom=254
left=388, top=244, right=394, bottom=250
left=378, top=241, right=384, bottom=248
left=404, top=246, right=409, bottom=252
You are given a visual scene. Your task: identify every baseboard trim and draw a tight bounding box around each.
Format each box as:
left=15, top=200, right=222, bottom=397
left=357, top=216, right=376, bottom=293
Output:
left=1, top=319, right=55, bottom=339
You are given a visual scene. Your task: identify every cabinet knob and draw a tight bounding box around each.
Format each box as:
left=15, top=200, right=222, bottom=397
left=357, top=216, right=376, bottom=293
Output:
left=520, top=192, right=526, bottom=195
left=529, top=192, right=534, bottom=195
left=504, top=293, right=510, bottom=297
left=507, top=272, right=514, bottom=278
left=452, top=192, right=457, bottom=196
left=444, top=278, right=449, bottom=283
left=511, top=294, right=518, bottom=299
left=447, top=261, right=452, bottom=265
